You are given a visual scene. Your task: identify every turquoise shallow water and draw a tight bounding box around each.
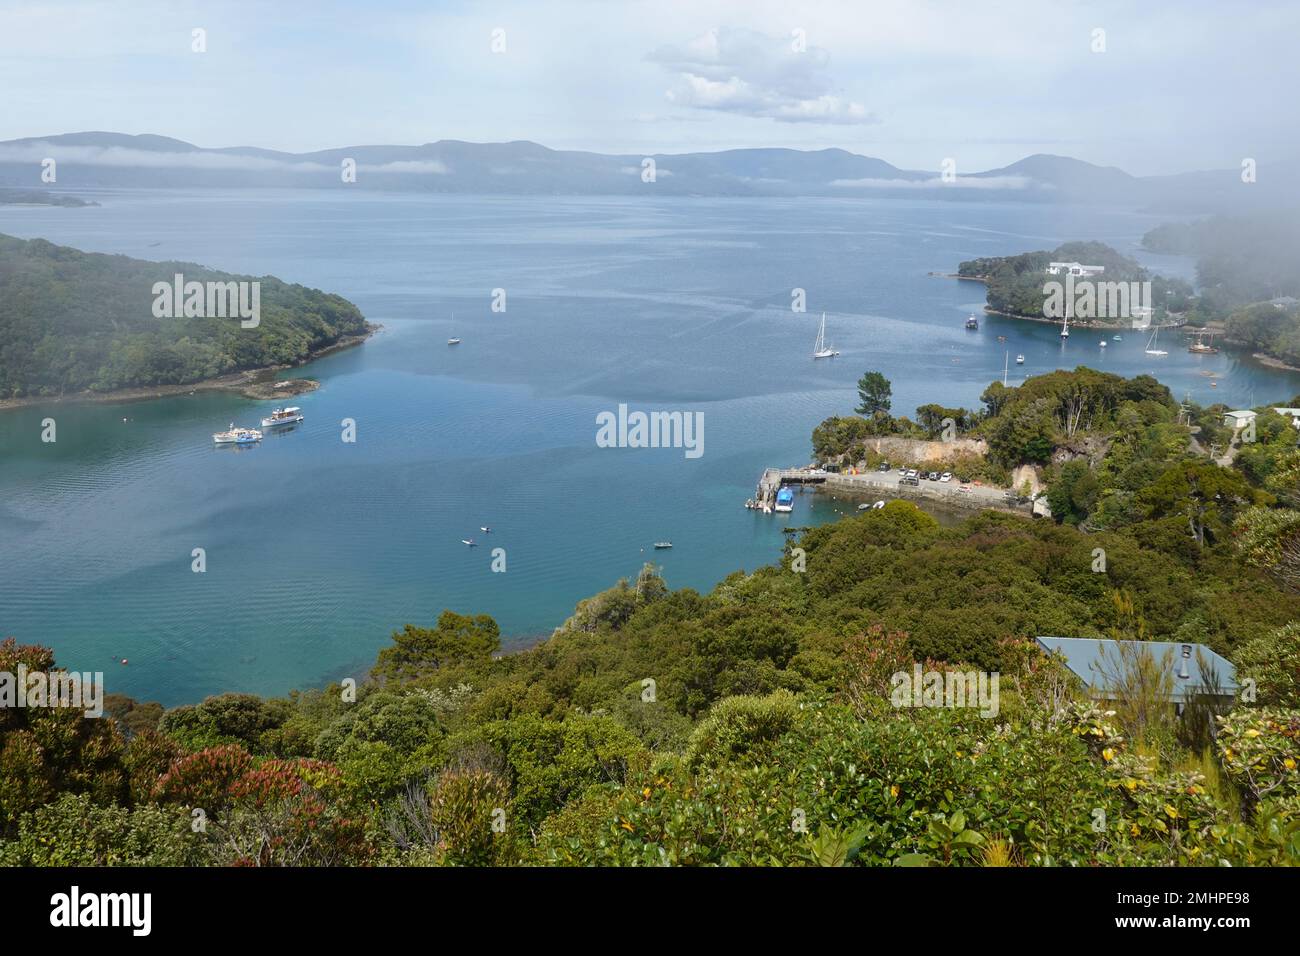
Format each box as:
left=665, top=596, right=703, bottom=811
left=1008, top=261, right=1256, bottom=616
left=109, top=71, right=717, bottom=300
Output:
left=2, top=190, right=1297, bottom=704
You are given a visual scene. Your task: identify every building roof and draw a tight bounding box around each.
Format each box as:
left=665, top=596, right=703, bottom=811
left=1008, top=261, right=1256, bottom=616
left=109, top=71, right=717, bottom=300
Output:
left=1035, top=637, right=1238, bottom=703
left=1225, top=409, right=1257, bottom=419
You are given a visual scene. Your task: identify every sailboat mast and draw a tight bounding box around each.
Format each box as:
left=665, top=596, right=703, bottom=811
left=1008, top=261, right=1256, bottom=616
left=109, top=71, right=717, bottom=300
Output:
left=1003, top=351, right=1008, bottom=386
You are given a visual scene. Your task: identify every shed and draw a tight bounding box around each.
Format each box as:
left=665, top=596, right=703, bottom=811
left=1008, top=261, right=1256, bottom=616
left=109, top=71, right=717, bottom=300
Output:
left=1035, top=636, right=1238, bottom=704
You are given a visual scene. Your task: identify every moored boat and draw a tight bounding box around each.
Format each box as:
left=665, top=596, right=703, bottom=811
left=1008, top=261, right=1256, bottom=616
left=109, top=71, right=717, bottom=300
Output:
left=213, top=424, right=262, bottom=445
left=260, top=406, right=303, bottom=428
left=774, top=487, right=795, bottom=512
left=653, top=541, right=673, bottom=549
left=813, top=313, right=839, bottom=359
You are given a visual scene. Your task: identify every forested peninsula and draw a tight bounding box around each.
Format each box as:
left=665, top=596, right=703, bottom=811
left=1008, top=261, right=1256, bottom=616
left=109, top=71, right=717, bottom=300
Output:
left=0, top=233, right=372, bottom=402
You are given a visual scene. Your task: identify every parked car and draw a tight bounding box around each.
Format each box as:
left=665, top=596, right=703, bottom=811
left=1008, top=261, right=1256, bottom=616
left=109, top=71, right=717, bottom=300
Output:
left=901, top=475, right=919, bottom=486
left=958, top=484, right=972, bottom=493
left=940, top=472, right=952, bottom=482
left=928, top=471, right=940, bottom=481
left=878, top=461, right=890, bottom=472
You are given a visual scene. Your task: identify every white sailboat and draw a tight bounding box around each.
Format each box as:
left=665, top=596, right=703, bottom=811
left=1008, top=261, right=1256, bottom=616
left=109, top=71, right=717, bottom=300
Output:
left=1060, top=314, right=1069, bottom=338
left=1002, top=352, right=1009, bottom=386
left=813, top=313, right=839, bottom=359
left=1144, top=324, right=1168, bottom=356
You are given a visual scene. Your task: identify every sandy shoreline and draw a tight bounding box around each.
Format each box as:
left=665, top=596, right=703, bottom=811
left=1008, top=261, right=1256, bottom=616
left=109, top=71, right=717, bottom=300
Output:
left=0, top=324, right=380, bottom=412
left=1251, top=352, right=1300, bottom=373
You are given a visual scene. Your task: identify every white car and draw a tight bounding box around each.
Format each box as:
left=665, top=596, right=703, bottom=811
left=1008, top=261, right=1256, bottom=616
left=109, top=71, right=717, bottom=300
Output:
left=940, top=472, right=953, bottom=482
left=958, top=484, right=972, bottom=493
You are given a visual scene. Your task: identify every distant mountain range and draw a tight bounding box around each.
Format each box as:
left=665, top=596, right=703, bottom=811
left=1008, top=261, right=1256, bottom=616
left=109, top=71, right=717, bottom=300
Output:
left=0, top=132, right=1294, bottom=211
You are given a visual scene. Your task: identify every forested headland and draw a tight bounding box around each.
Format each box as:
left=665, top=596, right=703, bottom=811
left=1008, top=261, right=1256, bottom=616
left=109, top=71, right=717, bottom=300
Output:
left=955, top=213, right=1300, bottom=368
left=0, top=233, right=370, bottom=400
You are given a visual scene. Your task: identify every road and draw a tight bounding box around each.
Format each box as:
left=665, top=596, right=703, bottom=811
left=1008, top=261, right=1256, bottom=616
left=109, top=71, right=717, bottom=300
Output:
left=820, top=469, right=1031, bottom=513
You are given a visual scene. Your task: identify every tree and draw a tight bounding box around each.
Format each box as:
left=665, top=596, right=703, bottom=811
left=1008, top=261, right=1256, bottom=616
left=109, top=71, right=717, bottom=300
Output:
left=856, top=371, right=892, bottom=416
left=1047, top=459, right=1101, bottom=526
left=372, top=611, right=501, bottom=682
left=1137, top=461, right=1261, bottom=547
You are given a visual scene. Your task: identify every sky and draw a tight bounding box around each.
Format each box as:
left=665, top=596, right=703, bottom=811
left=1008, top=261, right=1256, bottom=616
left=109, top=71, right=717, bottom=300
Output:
left=0, top=0, right=1296, bottom=176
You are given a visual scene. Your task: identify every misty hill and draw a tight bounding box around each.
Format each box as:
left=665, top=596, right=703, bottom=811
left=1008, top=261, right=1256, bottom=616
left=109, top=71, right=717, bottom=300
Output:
left=3, top=132, right=1295, bottom=209
left=0, top=233, right=368, bottom=399
left=968, top=154, right=1143, bottom=202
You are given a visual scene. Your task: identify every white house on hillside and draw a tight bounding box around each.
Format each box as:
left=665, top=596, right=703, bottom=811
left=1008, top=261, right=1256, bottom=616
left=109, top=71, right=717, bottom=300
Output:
left=1223, top=409, right=1257, bottom=429
left=1272, top=408, right=1300, bottom=430
left=1046, top=261, right=1105, bottom=277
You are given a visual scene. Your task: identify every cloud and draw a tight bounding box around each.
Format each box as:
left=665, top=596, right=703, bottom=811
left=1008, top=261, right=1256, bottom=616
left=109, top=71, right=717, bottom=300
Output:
left=0, top=143, right=332, bottom=172
left=362, top=160, right=449, bottom=175
left=831, top=175, right=1038, bottom=190
left=0, top=143, right=448, bottom=175
left=647, top=27, right=876, bottom=125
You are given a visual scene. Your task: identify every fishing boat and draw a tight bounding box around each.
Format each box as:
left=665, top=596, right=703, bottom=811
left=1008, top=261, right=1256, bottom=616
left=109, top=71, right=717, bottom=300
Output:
left=260, top=406, right=303, bottom=428
left=774, top=487, right=795, bottom=513
left=1188, top=332, right=1219, bottom=354
left=653, top=542, right=673, bottom=550
left=1015, top=354, right=1025, bottom=365
left=812, top=313, right=839, bottom=359
left=447, top=338, right=461, bottom=345
left=1145, top=325, right=1168, bottom=356
left=213, top=424, right=262, bottom=445
left=965, top=314, right=980, bottom=330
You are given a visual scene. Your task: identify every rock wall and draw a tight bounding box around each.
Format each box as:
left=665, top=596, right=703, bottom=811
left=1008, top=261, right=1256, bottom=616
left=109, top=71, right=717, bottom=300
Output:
left=1010, top=463, right=1045, bottom=495
left=861, top=436, right=988, bottom=464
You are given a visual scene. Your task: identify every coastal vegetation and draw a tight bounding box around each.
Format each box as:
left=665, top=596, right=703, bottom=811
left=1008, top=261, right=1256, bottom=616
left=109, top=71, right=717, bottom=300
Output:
left=0, top=233, right=370, bottom=399
left=957, top=241, right=1193, bottom=325
left=960, top=214, right=1300, bottom=367
left=0, top=188, right=96, bottom=207
left=3, top=369, right=1299, bottom=867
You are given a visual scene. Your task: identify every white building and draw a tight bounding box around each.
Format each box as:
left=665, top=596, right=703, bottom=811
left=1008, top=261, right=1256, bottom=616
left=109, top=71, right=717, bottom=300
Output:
left=1046, top=261, right=1105, bottom=277
left=1273, top=408, right=1300, bottom=430
left=1224, top=409, right=1257, bottom=429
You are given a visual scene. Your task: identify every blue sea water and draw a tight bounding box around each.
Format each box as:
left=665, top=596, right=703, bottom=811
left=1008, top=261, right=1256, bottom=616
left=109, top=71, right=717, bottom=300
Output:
left=2, top=189, right=1296, bottom=704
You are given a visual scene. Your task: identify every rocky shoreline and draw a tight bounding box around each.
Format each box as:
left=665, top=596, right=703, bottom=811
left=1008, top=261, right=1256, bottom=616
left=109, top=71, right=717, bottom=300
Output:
left=0, top=324, right=380, bottom=411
